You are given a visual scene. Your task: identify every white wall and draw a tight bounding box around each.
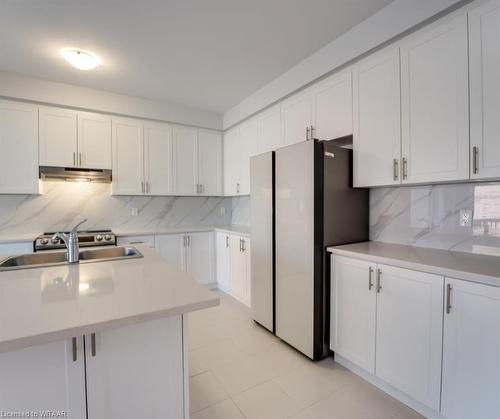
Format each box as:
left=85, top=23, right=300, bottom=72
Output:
left=0, top=72, right=222, bottom=130
left=223, top=0, right=468, bottom=129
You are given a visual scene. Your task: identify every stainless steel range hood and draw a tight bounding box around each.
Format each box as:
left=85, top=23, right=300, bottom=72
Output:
left=39, top=166, right=112, bottom=183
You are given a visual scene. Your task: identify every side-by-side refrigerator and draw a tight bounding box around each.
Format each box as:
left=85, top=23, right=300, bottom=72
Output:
left=251, top=138, right=369, bottom=361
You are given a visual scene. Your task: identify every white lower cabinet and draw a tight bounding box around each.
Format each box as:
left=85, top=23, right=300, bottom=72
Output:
left=331, top=255, right=443, bottom=412
left=85, top=316, right=184, bottom=419
left=0, top=318, right=186, bottom=419
left=375, top=264, right=443, bottom=410
left=0, top=338, right=86, bottom=418
left=215, top=232, right=251, bottom=305
left=331, top=256, right=376, bottom=374
left=441, top=278, right=500, bottom=419
left=155, top=232, right=214, bottom=285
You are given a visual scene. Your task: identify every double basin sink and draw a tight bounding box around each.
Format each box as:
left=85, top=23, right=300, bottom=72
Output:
left=0, top=246, right=143, bottom=271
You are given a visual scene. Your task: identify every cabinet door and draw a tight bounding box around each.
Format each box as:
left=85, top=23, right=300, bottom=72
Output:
left=172, top=126, right=197, bottom=195
left=442, top=278, right=500, bottom=419
left=215, top=232, right=231, bottom=292
left=223, top=127, right=240, bottom=196
left=401, top=14, right=469, bottom=184
left=229, top=235, right=249, bottom=304
left=259, top=105, right=283, bottom=153
left=353, top=47, right=401, bottom=187
left=39, top=106, right=77, bottom=167
left=375, top=265, right=443, bottom=410
left=238, top=119, right=260, bottom=195
left=111, top=117, right=144, bottom=195
left=0, top=337, right=86, bottom=419
left=312, top=70, right=353, bottom=141
left=0, top=100, right=39, bottom=194
left=282, top=90, right=312, bottom=146
left=469, top=0, right=500, bottom=180
left=155, top=234, right=186, bottom=272
left=198, top=130, right=222, bottom=195
left=144, top=122, right=173, bottom=195
left=186, top=232, right=214, bottom=285
left=85, top=316, right=185, bottom=419
left=331, top=256, right=376, bottom=374
left=77, top=111, right=112, bottom=169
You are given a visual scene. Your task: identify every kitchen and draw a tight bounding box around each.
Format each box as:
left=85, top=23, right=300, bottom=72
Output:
left=1, top=0, right=499, bottom=418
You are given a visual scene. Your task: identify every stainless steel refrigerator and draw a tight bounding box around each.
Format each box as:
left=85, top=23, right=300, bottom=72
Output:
left=251, top=138, right=369, bottom=360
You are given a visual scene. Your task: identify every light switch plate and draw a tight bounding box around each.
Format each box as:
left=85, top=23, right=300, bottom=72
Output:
left=220, top=207, right=226, bottom=217
left=459, top=209, right=473, bottom=227
left=131, top=207, right=139, bottom=216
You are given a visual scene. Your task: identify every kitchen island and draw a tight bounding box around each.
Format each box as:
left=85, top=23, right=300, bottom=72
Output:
left=0, top=244, right=219, bottom=419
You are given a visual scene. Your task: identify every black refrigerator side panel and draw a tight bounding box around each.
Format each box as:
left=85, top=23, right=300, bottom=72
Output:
left=313, top=142, right=326, bottom=360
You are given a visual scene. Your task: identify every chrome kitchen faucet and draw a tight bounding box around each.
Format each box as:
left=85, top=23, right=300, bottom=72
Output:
left=52, top=219, right=87, bottom=263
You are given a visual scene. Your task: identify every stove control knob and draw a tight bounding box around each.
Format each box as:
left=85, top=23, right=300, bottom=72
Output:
left=104, top=234, right=112, bottom=241
left=51, top=238, right=59, bottom=244
left=96, top=235, right=103, bottom=241
left=40, top=238, right=49, bottom=245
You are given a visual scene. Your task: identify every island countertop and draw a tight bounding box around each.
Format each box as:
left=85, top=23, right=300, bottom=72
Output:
left=0, top=244, right=219, bottom=353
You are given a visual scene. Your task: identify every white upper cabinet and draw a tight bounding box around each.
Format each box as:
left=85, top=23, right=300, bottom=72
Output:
left=259, top=105, right=283, bottom=153
left=375, top=265, right=443, bottom=410
left=282, top=90, right=313, bottom=146
left=469, top=0, right=500, bottom=180
left=400, top=14, right=469, bottom=184
left=441, top=278, right=500, bottom=419
left=237, top=119, right=259, bottom=195
left=223, top=127, right=240, bottom=195
left=144, top=122, right=173, bottom=195
left=111, top=117, right=144, bottom=195
left=353, top=47, right=401, bottom=187
left=331, top=256, right=376, bottom=374
left=172, top=126, right=197, bottom=195
left=312, top=70, right=353, bottom=141
left=0, top=100, right=39, bottom=194
left=198, top=130, right=222, bottom=196
left=39, top=106, right=78, bottom=167
left=77, top=111, right=112, bottom=169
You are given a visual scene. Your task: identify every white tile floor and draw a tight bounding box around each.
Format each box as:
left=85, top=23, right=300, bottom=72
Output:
left=188, top=291, right=424, bottom=419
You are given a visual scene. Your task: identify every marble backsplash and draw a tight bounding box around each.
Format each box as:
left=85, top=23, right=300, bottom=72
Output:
left=370, top=182, right=500, bottom=256
left=0, top=182, right=233, bottom=239
left=231, top=196, right=251, bottom=227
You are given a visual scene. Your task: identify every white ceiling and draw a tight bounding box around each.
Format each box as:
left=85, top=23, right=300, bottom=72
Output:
left=0, top=0, right=394, bottom=113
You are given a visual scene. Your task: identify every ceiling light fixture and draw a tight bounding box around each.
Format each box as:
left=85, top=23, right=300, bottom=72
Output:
left=61, top=47, right=101, bottom=70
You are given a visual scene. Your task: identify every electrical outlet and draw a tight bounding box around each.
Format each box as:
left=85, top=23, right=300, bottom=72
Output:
left=131, top=207, right=139, bottom=216
left=220, top=207, right=226, bottom=217
left=459, top=209, right=473, bottom=227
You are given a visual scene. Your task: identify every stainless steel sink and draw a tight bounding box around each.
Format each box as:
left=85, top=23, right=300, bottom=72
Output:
left=0, top=246, right=143, bottom=271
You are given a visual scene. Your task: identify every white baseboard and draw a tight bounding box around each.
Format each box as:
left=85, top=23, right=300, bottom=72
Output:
left=335, top=354, right=446, bottom=419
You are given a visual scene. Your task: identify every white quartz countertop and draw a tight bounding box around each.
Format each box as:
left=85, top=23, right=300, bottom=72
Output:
left=0, top=245, right=219, bottom=353
left=114, top=224, right=251, bottom=238
left=328, top=241, right=500, bottom=288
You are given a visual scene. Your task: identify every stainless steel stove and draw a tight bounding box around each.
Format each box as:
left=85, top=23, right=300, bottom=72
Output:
left=34, top=230, right=117, bottom=252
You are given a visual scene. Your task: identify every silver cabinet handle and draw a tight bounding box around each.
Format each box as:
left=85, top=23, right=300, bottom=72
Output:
left=226, top=236, right=229, bottom=248
left=376, top=268, right=382, bottom=293
left=183, top=236, right=187, bottom=247
left=73, top=152, right=76, bottom=167
left=402, top=158, right=408, bottom=180
left=368, top=267, right=374, bottom=290
left=236, top=183, right=240, bottom=194
left=446, top=283, right=452, bottom=314
left=306, top=126, right=310, bottom=141
left=141, top=181, right=145, bottom=193
left=393, top=159, right=399, bottom=181
left=146, top=181, right=150, bottom=194
left=72, top=337, right=78, bottom=362
left=196, top=184, right=199, bottom=194
left=200, top=184, right=204, bottom=194
left=91, top=333, right=96, bottom=357
left=241, top=239, right=245, bottom=252
left=473, top=146, right=479, bottom=175
left=79, top=152, right=82, bottom=167
left=310, top=125, right=315, bottom=140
